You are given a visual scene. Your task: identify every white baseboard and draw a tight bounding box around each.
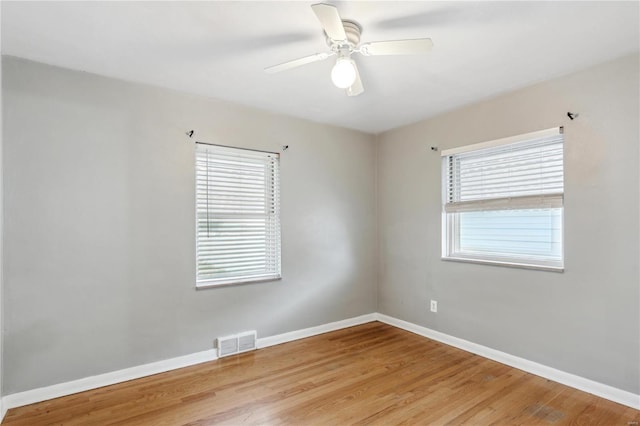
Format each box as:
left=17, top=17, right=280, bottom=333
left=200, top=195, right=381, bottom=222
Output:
left=375, top=313, right=640, bottom=410
left=257, top=313, right=377, bottom=349
left=0, top=313, right=377, bottom=416
left=1, top=312, right=637, bottom=420
left=1, top=349, right=218, bottom=414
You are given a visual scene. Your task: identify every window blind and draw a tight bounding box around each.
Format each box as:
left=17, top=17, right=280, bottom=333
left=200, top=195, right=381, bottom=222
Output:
left=196, top=144, right=281, bottom=286
left=444, top=129, right=564, bottom=212
left=441, top=128, right=564, bottom=270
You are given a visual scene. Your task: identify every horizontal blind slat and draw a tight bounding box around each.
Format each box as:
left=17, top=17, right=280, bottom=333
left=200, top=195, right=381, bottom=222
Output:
left=446, top=137, right=564, bottom=204
left=444, top=193, right=563, bottom=213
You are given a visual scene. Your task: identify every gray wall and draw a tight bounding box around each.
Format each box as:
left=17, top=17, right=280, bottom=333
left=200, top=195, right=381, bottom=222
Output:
left=2, top=56, right=377, bottom=394
left=377, top=53, right=640, bottom=394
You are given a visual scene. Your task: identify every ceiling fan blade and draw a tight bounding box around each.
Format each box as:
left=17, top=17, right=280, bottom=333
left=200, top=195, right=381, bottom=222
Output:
left=360, top=38, right=433, bottom=56
left=311, top=3, right=347, bottom=41
left=264, top=52, right=330, bottom=74
left=346, top=62, right=364, bottom=97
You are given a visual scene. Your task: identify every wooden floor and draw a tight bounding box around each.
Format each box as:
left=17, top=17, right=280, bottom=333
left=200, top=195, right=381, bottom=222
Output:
left=3, top=322, right=639, bottom=425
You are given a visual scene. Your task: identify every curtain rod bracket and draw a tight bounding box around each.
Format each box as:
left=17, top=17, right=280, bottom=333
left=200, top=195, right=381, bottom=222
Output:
left=430, top=146, right=438, bottom=151
left=567, top=112, right=579, bottom=120
left=186, top=130, right=195, bottom=138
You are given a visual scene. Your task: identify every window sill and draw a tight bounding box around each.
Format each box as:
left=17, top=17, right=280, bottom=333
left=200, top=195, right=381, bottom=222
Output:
left=196, top=275, right=282, bottom=289
left=441, top=256, right=564, bottom=273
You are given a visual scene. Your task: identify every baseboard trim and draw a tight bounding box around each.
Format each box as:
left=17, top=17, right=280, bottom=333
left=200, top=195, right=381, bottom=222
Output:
left=1, top=312, right=637, bottom=417
left=257, top=313, right=377, bottom=349
left=375, top=313, right=640, bottom=410
left=2, top=349, right=218, bottom=414
left=0, top=313, right=377, bottom=415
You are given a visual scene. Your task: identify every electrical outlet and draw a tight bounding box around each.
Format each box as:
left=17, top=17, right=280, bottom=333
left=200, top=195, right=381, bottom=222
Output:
left=430, top=300, right=438, bottom=313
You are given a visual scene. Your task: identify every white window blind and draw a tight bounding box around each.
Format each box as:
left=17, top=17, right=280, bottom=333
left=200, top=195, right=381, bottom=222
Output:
left=196, top=143, right=281, bottom=287
left=441, top=128, right=564, bottom=270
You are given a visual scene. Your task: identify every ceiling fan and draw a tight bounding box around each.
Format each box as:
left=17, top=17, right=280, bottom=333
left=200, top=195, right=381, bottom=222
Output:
left=264, top=3, right=433, bottom=97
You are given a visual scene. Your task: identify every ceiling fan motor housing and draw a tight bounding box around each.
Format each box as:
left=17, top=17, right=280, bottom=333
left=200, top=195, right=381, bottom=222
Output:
left=326, top=20, right=362, bottom=52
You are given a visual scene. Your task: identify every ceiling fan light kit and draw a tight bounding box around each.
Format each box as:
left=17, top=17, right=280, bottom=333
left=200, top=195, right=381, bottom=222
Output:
left=331, top=56, right=357, bottom=88
left=264, top=3, right=433, bottom=97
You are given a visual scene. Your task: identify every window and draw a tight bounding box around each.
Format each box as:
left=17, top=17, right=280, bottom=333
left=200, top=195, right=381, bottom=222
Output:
left=196, top=143, right=281, bottom=287
left=441, top=127, right=564, bottom=271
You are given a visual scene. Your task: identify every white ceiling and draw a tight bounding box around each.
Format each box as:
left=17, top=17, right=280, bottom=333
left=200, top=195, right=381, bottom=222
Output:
left=2, top=1, right=639, bottom=134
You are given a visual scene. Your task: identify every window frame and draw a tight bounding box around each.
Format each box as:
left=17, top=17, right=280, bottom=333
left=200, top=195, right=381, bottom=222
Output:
left=441, top=128, right=565, bottom=272
left=195, top=143, right=282, bottom=288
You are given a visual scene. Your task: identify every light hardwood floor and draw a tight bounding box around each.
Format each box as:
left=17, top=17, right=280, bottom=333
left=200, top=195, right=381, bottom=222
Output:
left=3, top=322, right=639, bottom=425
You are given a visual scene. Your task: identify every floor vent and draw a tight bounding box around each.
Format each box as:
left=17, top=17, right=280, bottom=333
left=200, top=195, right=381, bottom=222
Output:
left=217, top=331, right=257, bottom=358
